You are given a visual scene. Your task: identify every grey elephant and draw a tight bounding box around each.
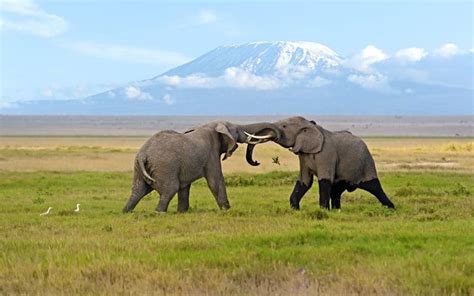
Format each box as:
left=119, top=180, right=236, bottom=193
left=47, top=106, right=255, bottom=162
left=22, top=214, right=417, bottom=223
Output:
left=246, top=116, right=395, bottom=210
left=122, top=121, right=279, bottom=213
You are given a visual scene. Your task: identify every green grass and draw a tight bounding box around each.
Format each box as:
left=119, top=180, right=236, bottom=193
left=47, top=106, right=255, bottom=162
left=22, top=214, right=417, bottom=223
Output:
left=0, top=171, right=473, bottom=295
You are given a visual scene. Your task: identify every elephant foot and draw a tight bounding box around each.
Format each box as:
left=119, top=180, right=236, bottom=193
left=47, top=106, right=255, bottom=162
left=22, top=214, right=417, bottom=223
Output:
left=357, top=178, right=396, bottom=209
left=290, top=202, right=300, bottom=210
left=177, top=203, right=190, bottom=213
left=122, top=207, right=133, bottom=213
left=289, top=180, right=311, bottom=210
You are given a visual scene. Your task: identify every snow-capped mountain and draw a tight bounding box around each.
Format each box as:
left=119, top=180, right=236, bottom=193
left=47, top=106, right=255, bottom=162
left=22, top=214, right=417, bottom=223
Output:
left=4, top=41, right=473, bottom=115
left=137, top=41, right=345, bottom=91
left=160, top=41, right=342, bottom=77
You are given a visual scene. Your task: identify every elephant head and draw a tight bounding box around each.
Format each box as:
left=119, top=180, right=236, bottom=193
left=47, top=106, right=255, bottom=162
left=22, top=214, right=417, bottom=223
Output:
left=226, top=122, right=280, bottom=166
left=246, top=116, right=323, bottom=166
left=199, top=122, right=281, bottom=162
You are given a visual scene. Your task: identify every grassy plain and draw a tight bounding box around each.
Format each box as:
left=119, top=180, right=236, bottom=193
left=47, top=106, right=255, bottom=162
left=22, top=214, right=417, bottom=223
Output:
left=0, top=137, right=473, bottom=295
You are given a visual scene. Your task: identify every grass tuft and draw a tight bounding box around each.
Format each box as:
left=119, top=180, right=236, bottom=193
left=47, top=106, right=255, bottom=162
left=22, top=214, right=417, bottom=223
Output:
left=305, top=209, right=329, bottom=220
left=395, top=182, right=471, bottom=197
left=451, top=182, right=470, bottom=196
left=32, top=196, right=45, bottom=204
left=102, top=224, right=113, bottom=232
left=443, top=142, right=473, bottom=152
left=57, top=210, right=75, bottom=216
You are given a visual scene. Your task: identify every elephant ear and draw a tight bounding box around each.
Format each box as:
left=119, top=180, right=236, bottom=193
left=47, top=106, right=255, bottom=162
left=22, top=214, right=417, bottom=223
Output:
left=215, top=123, right=237, bottom=160
left=292, top=126, right=324, bottom=154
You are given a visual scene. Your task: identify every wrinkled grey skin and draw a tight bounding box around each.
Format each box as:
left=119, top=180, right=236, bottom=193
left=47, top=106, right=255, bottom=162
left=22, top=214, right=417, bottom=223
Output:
left=246, top=116, right=395, bottom=210
left=122, top=121, right=279, bottom=213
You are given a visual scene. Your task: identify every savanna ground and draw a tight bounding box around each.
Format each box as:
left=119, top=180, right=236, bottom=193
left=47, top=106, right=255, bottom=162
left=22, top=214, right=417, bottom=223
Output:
left=0, top=137, right=473, bottom=295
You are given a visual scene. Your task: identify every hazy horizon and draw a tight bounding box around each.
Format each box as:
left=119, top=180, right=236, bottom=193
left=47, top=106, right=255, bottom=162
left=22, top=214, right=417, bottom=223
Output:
left=1, top=115, right=472, bottom=137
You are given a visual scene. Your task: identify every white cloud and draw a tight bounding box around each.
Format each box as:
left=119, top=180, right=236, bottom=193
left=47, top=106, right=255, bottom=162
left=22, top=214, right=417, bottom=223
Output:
left=158, top=67, right=281, bottom=90
left=0, top=0, right=68, bottom=37
left=3, top=82, right=128, bottom=103
left=159, top=74, right=216, bottom=88
left=223, top=67, right=280, bottom=90
left=198, top=10, right=217, bottom=24
left=308, top=76, right=331, bottom=88
left=275, top=65, right=314, bottom=81
left=395, top=47, right=427, bottom=62
left=434, top=43, right=460, bottom=58
left=125, top=86, right=140, bottom=98
left=347, top=45, right=388, bottom=72
left=348, top=73, right=390, bottom=91
left=33, top=83, right=118, bottom=101
left=41, top=88, right=54, bottom=98
left=65, top=42, right=190, bottom=66
left=124, top=86, right=153, bottom=101
left=0, top=101, right=17, bottom=109
left=162, top=94, right=175, bottom=105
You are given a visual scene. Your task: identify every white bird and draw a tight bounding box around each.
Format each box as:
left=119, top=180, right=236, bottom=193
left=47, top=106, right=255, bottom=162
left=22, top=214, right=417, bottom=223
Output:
left=74, top=204, right=80, bottom=213
left=40, top=207, right=53, bottom=216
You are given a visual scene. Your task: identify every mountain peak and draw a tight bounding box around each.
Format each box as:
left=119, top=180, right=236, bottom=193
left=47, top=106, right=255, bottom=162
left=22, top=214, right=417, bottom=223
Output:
left=160, top=41, right=342, bottom=77
left=219, top=41, right=336, bottom=53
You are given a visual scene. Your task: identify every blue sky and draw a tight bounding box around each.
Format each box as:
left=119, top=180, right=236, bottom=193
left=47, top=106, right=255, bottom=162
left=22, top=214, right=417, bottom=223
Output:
left=1, top=0, right=473, bottom=103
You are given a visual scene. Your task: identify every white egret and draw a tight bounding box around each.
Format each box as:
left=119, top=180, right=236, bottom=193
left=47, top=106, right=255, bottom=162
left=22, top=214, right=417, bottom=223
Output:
left=40, top=207, right=52, bottom=216
left=74, top=204, right=80, bottom=213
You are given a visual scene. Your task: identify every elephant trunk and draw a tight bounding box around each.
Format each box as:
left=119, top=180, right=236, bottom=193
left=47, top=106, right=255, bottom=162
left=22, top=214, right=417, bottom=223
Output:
left=235, top=122, right=281, bottom=167
left=246, top=144, right=259, bottom=166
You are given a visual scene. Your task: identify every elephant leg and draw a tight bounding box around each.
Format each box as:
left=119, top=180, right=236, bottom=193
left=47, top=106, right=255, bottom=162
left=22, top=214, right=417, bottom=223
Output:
left=330, top=181, right=346, bottom=210
left=289, top=177, right=313, bottom=210
left=155, top=180, right=179, bottom=213
left=205, top=170, right=230, bottom=210
left=156, top=191, right=178, bottom=213
left=122, top=177, right=152, bottom=213
left=358, top=178, right=395, bottom=209
left=318, top=179, right=332, bottom=210
left=177, top=185, right=191, bottom=213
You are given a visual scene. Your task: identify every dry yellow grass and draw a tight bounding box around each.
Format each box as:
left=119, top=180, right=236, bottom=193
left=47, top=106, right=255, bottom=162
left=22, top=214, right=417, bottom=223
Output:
left=365, top=138, right=474, bottom=172
left=0, top=136, right=472, bottom=172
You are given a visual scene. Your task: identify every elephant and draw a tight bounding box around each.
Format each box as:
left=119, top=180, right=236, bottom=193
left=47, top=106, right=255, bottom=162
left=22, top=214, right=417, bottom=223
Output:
left=122, top=121, right=279, bottom=213
left=245, top=116, right=396, bottom=210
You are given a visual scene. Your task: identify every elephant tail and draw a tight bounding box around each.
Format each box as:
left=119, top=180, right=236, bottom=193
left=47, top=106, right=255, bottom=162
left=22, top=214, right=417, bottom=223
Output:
left=137, top=154, right=156, bottom=184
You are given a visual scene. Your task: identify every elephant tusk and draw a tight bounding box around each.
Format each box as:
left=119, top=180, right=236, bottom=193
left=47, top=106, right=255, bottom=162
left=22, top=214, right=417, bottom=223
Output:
left=247, top=139, right=263, bottom=144
left=243, top=131, right=273, bottom=140
left=244, top=132, right=274, bottom=144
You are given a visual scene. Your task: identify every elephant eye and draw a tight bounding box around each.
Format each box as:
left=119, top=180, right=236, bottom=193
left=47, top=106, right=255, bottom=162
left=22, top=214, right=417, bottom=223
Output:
left=282, top=125, right=287, bottom=128
left=303, top=129, right=307, bottom=132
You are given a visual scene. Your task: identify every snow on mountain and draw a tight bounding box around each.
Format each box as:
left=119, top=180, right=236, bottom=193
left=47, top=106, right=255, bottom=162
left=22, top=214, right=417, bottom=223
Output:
left=160, top=41, right=343, bottom=78
left=135, top=41, right=346, bottom=91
